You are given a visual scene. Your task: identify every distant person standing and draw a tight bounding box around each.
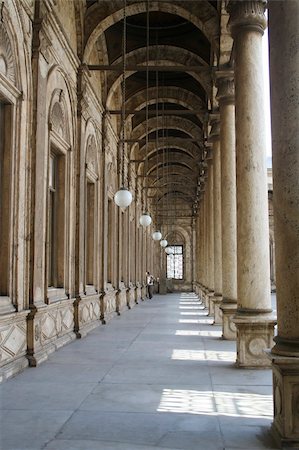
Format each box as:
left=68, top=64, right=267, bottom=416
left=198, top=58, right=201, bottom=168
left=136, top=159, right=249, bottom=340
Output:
left=146, top=271, right=154, bottom=299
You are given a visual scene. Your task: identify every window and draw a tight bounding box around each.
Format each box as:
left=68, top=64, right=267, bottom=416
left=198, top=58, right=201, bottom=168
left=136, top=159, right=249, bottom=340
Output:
left=130, top=218, right=135, bottom=283
left=121, top=211, right=127, bottom=282
left=167, top=245, right=183, bottom=280
left=0, top=101, right=12, bottom=297
left=86, top=181, right=95, bottom=286
left=47, top=151, right=65, bottom=290
left=107, top=199, right=113, bottom=283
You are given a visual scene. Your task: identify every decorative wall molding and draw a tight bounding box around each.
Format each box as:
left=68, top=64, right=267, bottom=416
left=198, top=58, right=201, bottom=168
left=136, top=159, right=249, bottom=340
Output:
left=0, top=23, right=16, bottom=85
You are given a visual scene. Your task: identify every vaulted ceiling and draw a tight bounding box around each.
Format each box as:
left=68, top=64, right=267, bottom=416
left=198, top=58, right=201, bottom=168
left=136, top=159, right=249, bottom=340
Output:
left=84, top=1, right=221, bottom=225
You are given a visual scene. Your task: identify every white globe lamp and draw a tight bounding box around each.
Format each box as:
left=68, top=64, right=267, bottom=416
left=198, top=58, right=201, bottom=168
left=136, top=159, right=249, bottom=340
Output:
left=165, top=246, right=173, bottom=254
left=139, top=213, right=152, bottom=227
left=152, top=231, right=162, bottom=241
left=160, top=239, right=168, bottom=248
left=114, top=188, right=133, bottom=208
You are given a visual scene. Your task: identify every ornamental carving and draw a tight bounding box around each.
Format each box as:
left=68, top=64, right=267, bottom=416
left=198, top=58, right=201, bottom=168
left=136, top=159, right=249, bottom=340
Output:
left=227, top=1, right=267, bottom=36
left=216, top=77, right=235, bottom=104
left=50, top=100, right=69, bottom=143
left=248, top=337, right=267, bottom=356
left=208, top=120, right=220, bottom=142
left=0, top=23, right=16, bottom=84
left=86, top=135, right=98, bottom=174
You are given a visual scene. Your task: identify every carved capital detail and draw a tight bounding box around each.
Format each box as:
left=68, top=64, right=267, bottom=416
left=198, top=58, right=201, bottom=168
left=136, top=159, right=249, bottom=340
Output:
left=208, top=115, right=220, bottom=143
left=227, top=1, right=267, bottom=36
left=216, top=77, right=235, bottom=105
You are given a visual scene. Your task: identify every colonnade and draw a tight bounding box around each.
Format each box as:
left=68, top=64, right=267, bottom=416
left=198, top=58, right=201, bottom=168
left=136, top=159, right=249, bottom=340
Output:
left=194, top=1, right=299, bottom=447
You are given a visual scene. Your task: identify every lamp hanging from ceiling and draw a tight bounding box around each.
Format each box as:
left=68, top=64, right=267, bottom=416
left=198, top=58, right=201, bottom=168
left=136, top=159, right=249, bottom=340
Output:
left=160, top=239, right=168, bottom=248
left=165, top=147, right=174, bottom=255
left=152, top=230, right=162, bottom=241
left=114, top=0, right=132, bottom=208
left=152, top=33, right=162, bottom=241
left=139, top=0, right=152, bottom=227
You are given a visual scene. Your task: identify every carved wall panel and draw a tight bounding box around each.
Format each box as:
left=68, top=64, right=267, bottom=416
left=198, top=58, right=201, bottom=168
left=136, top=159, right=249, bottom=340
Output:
left=0, top=23, right=16, bottom=84
left=79, top=297, right=101, bottom=326
left=0, top=319, right=26, bottom=365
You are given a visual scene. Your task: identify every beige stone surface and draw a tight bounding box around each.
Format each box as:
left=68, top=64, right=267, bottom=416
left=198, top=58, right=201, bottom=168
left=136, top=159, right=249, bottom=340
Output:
left=268, top=1, right=299, bottom=447
left=228, top=0, right=275, bottom=367
left=0, top=1, right=297, bottom=444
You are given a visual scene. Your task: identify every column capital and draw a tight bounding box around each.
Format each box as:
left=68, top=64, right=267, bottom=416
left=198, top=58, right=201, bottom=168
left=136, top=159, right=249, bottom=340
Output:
left=208, top=113, right=220, bottom=144
left=227, top=1, right=267, bottom=37
left=216, top=71, right=235, bottom=105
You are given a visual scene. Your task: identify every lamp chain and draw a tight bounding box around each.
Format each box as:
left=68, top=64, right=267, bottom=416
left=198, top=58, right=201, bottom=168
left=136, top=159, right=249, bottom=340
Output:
left=121, top=0, right=127, bottom=188
left=155, top=30, right=159, bottom=227
left=145, top=0, right=150, bottom=211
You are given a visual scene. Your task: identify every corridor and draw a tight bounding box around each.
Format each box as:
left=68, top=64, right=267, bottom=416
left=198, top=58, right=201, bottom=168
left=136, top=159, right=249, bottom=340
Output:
left=0, top=293, right=277, bottom=450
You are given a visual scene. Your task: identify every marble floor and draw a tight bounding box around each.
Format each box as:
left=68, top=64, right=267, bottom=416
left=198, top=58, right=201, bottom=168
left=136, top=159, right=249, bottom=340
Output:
left=0, top=292, right=279, bottom=450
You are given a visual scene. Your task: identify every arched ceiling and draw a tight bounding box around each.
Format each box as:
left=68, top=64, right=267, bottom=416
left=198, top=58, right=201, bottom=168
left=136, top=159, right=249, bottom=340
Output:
left=84, top=0, right=220, bottom=224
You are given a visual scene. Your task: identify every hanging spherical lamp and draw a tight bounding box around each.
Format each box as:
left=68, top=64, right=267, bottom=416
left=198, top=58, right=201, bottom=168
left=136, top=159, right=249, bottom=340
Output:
left=160, top=239, right=168, bottom=248
left=114, top=187, right=133, bottom=208
left=152, top=231, right=162, bottom=241
left=139, top=213, right=152, bottom=227
left=165, top=246, right=174, bottom=254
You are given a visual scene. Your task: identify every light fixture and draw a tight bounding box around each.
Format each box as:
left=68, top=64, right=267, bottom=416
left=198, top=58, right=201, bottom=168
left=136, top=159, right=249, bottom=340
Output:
left=160, top=239, right=168, bottom=248
left=114, top=187, right=133, bottom=208
left=138, top=0, right=152, bottom=226
left=114, top=0, right=132, bottom=209
left=165, top=246, right=174, bottom=254
left=140, top=213, right=152, bottom=227
left=152, top=230, right=162, bottom=241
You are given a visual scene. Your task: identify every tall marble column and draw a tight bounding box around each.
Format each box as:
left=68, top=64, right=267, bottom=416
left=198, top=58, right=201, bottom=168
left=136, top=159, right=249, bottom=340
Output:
left=201, top=184, right=208, bottom=307
left=216, top=72, right=237, bottom=340
left=268, top=1, right=299, bottom=446
left=209, top=118, right=223, bottom=324
left=206, top=156, right=214, bottom=315
left=199, top=198, right=205, bottom=301
left=199, top=190, right=207, bottom=305
left=227, top=0, right=276, bottom=367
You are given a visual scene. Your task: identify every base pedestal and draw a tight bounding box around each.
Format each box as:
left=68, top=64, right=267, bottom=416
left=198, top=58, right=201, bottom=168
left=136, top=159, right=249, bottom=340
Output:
left=213, top=294, right=223, bottom=325
left=208, top=291, right=215, bottom=317
left=234, top=313, right=276, bottom=368
left=220, top=301, right=237, bottom=340
left=267, top=353, right=299, bottom=448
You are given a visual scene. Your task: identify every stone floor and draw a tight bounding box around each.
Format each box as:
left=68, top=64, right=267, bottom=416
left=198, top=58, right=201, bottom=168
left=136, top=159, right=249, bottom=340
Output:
left=0, top=292, right=279, bottom=450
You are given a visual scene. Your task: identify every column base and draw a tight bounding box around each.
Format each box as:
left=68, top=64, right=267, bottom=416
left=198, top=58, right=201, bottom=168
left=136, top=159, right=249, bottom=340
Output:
left=208, top=291, right=215, bottom=317
left=212, top=294, right=223, bottom=325
left=234, top=313, right=276, bottom=368
left=267, top=353, right=299, bottom=448
left=200, top=286, right=207, bottom=305
left=220, top=301, right=237, bottom=340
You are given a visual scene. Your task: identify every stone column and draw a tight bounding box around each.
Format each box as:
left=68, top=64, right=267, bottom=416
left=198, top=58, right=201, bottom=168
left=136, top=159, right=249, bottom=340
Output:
left=198, top=200, right=205, bottom=301
left=227, top=0, right=276, bottom=367
left=203, top=171, right=209, bottom=308
left=206, top=156, right=214, bottom=316
left=216, top=72, right=237, bottom=340
left=209, top=118, right=223, bottom=324
left=268, top=1, right=299, bottom=447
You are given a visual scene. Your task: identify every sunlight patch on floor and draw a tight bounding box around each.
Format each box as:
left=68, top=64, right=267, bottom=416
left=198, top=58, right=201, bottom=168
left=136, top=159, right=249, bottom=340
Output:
left=157, top=389, right=273, bottom=418
left=175, top=329, right=222, bottom=337
left=171, top=349, right=236, bottom=362
left=179, top=302, right=204, bottom=307
left=179, top=318, right=213, bottom=324
left=179, top=306, right=205, bottom=310
left=180, top=311, right=208, bottom=316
